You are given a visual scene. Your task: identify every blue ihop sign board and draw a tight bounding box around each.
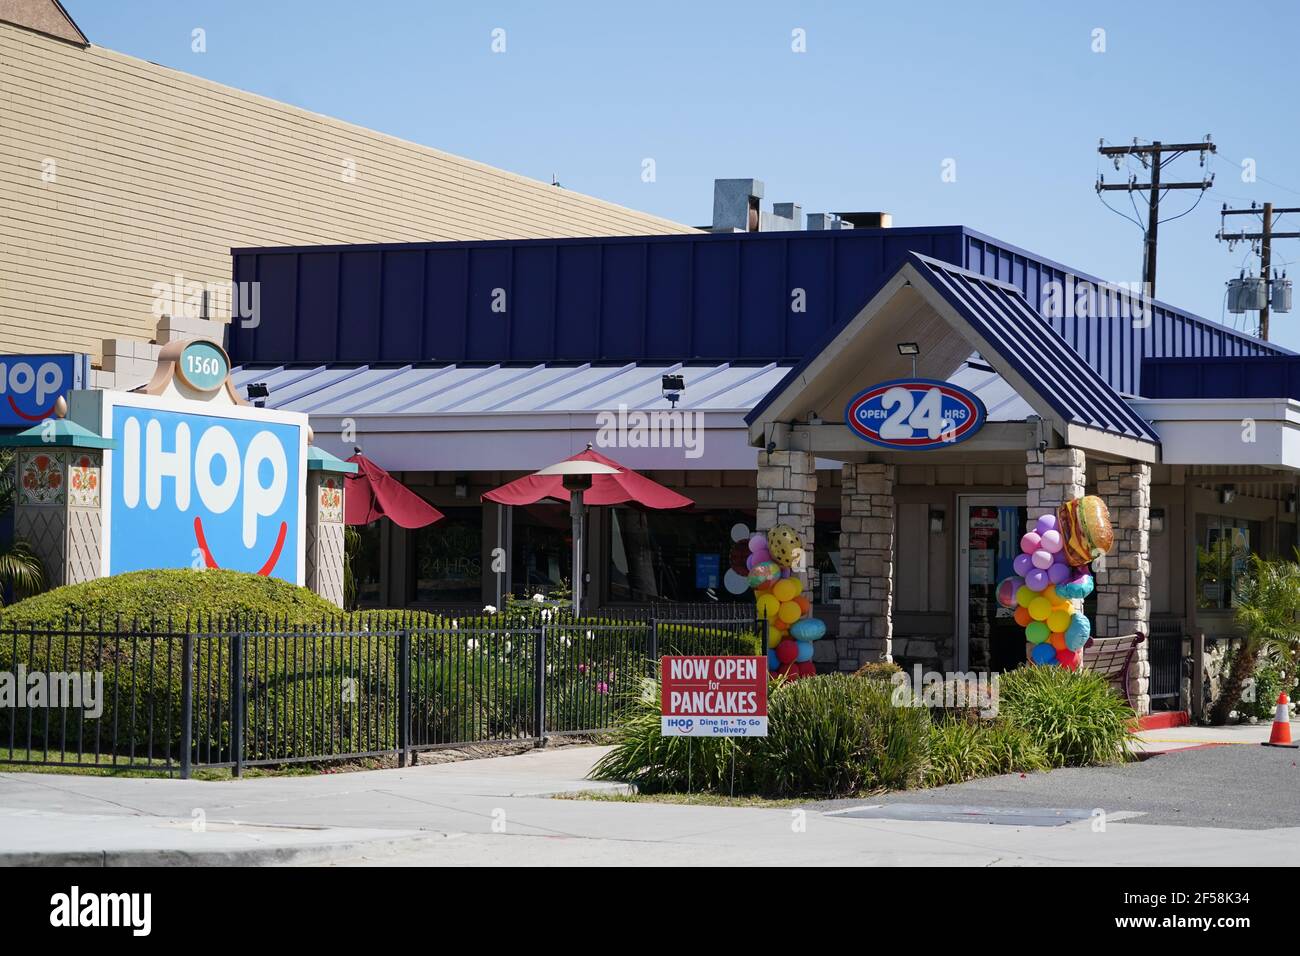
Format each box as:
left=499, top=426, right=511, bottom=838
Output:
left=99, top=392, right=306, bottom=583
left=845, top=379, right=987, bottom=450
left=0, top=354, right=90, bottom=427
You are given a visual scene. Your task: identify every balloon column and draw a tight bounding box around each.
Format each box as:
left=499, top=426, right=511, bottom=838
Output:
left=995, top=495, right=1114, bottom=669
left=735, top=524, right=824, bottom=680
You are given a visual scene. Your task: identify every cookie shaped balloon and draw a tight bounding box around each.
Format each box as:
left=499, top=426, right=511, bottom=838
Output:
left=766, top=524, right=803, bottom=566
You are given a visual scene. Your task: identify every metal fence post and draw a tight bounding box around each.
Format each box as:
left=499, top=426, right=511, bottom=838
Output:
left=648, top=618, right=659, bottom=679
left=533, top=624, right=547, bottom=747
left=757, top=612, right=767, bottom=657
left=230, top=631, right=244, bottom=778
left=397, top=628, right=410, bottom=767
left=180, top=632, right=194, bottom=780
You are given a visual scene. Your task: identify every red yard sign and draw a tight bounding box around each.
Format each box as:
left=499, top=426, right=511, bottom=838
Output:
left=660, top=656, right=768, bottom=737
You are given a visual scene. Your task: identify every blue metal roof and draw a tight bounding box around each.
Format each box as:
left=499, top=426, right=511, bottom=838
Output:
left=746, top=253, right=1160, bottom=444
left=1141, top=355, right=1300, bottom=401
left=911, top=254, right=1159, bottom=442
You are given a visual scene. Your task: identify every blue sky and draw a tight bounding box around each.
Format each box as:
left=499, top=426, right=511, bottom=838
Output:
left=65, top=0, right=1300, bottom=350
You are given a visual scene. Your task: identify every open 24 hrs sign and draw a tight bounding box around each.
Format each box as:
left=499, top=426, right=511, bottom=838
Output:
left=845, top=379, right=986, bottom=450
left=660, top=656, right=767, bottom=737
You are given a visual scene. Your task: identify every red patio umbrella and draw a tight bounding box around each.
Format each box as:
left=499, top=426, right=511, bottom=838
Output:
left=483, top=446, right=692, bottom=614
left=482, top=446, right=692, bottom=510
left=345, top=453, right=444, bottom=528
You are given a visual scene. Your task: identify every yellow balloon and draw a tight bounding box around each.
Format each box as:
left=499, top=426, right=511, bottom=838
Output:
left=765, top=620, right=781, bottom=645
left=778, top=601, right=802, bottom=624
left=756, top=593, right=781, bottom=620
left=1041, top=585, right=1059, bottom=603
left=1046, top=608, right=1071, bottom=633
left=1028, top=596, right=1052, bottom=622
left=772, top=578, right=800, bottom=603
left=1016, top=586, right=1035, bottom=608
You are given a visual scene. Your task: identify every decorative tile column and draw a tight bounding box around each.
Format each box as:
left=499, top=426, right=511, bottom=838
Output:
left=305, top=447, right=357, bottom=609
left=755, top=449, right=816, bottom=586
left=3, top=420, right=115, bottom=589
left=1095, top=461, right=1152, bottom=715
left=837, top=462, right=895, bottom=670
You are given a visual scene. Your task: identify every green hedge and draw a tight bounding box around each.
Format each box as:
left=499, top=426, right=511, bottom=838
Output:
left=996, top=665, right=1137, bottom=767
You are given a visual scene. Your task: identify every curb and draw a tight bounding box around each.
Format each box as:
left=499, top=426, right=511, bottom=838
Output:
left=0, top=832, right=445, bottom=868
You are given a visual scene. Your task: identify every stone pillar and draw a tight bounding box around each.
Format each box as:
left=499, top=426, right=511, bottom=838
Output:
left=837, top=462, right=895, bottom=670
left=755, top=449, right=816, bottom=585
left=12, top=447, right=104, bottom=589
left=306, top=471, right=347, bottom=608
left=1095, top=461, right=1152, bottom=715
left=1026, top=447, right=1087, bottom=521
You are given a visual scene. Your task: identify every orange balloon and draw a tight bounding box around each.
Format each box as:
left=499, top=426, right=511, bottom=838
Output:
left=773, top=616, right=789, bottom=631
left=1049, top=632, right=1067, bottom=651
left=1014, top=607, right=1032, bottom=628
left=795, top=596, right=812, bottom=615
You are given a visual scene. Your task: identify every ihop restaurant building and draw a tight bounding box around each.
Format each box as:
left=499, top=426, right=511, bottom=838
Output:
left=226, top=221, right=1300, bottom=716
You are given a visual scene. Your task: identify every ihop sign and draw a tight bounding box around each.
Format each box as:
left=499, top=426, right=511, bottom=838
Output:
left=845, top=379, right=986, bottom=450
left=0, top=354, right=89, bottom=427
left=95, top=391, right=307, bottom=584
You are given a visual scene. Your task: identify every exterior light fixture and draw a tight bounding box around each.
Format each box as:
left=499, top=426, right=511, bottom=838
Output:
left=1220, top=486, right=1236, bottom=505
left=929, top=508, right=946, bottom=534
left=454, top=475, right=469, bottom=499
left=1150, top=507, right=1165, bottom=534
left=1286, top=495, right=1297, bottom=515
left=247, top=382, right=269, bottom=408
left=662, top=373, right=685, bottom=408
left=897, top=342, right=920, bottom=377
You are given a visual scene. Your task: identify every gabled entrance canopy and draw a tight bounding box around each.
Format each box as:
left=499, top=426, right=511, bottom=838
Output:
left=746, top=253, right=1160, bottom=463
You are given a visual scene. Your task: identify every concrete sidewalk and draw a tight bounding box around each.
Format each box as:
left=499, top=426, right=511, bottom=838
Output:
left=1134, top=719, right=1295, bottom=754
left=2, top=742, right=1295, bottom=866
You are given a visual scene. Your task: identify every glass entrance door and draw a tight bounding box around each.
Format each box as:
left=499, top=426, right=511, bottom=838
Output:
left=957, top=497, right=1028, bottom=673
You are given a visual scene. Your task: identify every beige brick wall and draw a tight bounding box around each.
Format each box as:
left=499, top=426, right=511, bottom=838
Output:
left=0, top=22, right=696, bottom=361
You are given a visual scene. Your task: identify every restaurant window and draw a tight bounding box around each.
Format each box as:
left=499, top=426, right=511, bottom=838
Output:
left=1196, top=515, right=1260, bottom=610
left=814, top=515, right=841, bottom=604
left=512, top=503, right=572, bottom=597
left=410, top=507, right=482, bottom=604
left=350, top=521, right=383, bottom=608
left=608, top=507, right=755, bottom=603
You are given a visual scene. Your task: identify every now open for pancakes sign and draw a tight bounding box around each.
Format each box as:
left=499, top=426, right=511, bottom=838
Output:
left=660, top=656, right=768, bottom=737
left=94, top=391, right=307, bottom=584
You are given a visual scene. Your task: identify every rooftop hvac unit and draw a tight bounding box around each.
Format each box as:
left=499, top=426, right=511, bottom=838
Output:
left=1271, top=273, right=1292, bottom=314
left=1227, top=274, right=1267, bottom=313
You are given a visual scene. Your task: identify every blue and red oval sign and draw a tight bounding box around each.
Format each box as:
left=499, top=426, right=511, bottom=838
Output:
left=845, top=379, right=986, bottom=449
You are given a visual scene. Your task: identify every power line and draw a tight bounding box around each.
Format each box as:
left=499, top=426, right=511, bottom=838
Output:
left=1216, top=202, right=1300, bottom=341
left=1096, top=136, right=1216, bottom=297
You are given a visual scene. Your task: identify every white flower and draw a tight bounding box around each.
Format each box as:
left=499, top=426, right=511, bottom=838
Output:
left=585, top=630, right=594, bottom=641
left=483, top=604, right=497, bottom=614
left=504, top=641, right=512, bottom=654
left=466, top=638, right=479, bottom=651
left=541, top=608, right=552, bottom=622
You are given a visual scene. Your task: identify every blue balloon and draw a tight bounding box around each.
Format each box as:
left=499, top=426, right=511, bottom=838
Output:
left=790, top=617, right=827, bottom=642
left=767, top=648, right=781, bottom=671
left=1064, top=612, right=1091, bottom=651
left=795, top=640, right=815, bottom=663
left=1056, top=573, right=1095, bottom=600
left=1031, top=643, right=1058, bottom=665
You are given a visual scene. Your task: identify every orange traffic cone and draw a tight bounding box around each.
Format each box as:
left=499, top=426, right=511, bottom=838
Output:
left=1262, top=693, right=1298, bottom=748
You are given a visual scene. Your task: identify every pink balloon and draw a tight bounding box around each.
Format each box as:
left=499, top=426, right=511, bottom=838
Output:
left=1020, top=532, right=1042, bottom=555
left=1040, top=529, right=1063, bottom=553
left=1031, top=549, right=1054, bottom=570
left=1025, top=568, right=1049, bottom=591
left=1047, top=562, right=1070, bottom=585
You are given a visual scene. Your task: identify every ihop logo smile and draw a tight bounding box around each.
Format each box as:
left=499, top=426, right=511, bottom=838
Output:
left=0, top=354, right=85, bottom=426
left=108, top=405, right=302, bottom=581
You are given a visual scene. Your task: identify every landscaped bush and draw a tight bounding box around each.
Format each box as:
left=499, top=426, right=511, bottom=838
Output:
left=996, top=665, right=1136, bottom=767
left=751, top=673, right=930, bottom=796
left=853, top=660, right=903, bottom=681
left=924, top=716, right=1048, bottom=787
left=592, top=673, right=931, bottom=798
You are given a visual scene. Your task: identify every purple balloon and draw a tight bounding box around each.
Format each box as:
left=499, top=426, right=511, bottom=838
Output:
left=746, top=553, right=759, bottom=571
left=748, top=533, right=768, bottom=554
left=1035, top=513, right=1058, bottom=535
left=1052, top=548, right=1069, bottom=565
left=1013, top=553, right=1034, bottom=576
left=1025, top=568, right=1050, bottom=591
left=1031, top=549, right=1054, bottom=570
left=1047, top=562, right=1070, bottom=585
left=1020, top=532, right=1042, bottom=555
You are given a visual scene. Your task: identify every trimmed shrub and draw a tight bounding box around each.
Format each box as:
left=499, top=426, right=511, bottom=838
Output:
left=924, top=716, right=1049, bottom=787
left=853, top=661, right=903, bottom=681
left=997, top=665, right=1137, bottom=767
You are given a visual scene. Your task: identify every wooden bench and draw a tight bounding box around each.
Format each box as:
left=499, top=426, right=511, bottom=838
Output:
left=1081, top=632, right=1146, bottom=707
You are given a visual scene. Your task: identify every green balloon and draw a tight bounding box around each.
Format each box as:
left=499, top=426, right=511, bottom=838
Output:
left=1025, top=621, right=1050, bottom=644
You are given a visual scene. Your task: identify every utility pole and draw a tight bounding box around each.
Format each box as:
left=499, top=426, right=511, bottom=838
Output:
left=1096, top=137, right=1216, bottom=298
left=1217, top=202, right=1300, bottom=341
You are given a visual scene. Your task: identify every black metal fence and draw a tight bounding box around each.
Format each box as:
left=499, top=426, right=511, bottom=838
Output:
left=0, top=611, right=762, bottom=777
